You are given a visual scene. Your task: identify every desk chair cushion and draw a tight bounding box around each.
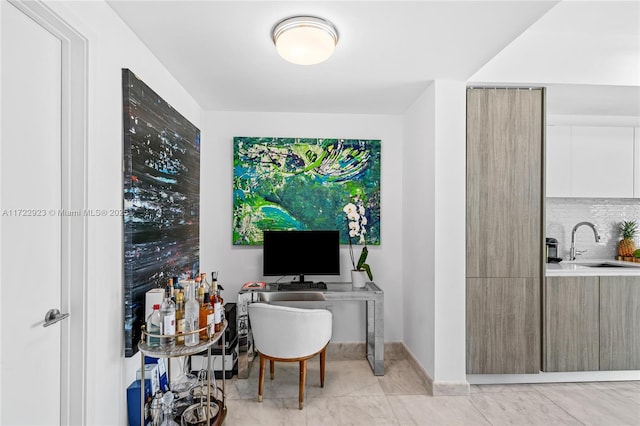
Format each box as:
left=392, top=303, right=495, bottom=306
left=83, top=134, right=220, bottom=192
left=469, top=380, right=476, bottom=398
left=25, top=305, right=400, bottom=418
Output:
left=248, top=303, right=332, bottom=359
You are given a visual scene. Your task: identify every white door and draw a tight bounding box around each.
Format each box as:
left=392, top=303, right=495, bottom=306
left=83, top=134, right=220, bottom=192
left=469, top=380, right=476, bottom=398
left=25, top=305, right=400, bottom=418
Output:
left=1, top=1, right=65, bottom=424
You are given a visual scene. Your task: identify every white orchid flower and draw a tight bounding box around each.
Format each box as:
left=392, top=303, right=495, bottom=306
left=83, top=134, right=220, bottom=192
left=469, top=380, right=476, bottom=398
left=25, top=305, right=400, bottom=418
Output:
left=343, top=203, right=357, bottom=214
left=347, top=211, right=360, bottom=221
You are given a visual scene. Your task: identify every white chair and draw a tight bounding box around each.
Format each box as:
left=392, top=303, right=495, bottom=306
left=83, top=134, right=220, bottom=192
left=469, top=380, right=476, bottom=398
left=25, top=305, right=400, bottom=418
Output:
left=248, top=303, right=332, bottom=409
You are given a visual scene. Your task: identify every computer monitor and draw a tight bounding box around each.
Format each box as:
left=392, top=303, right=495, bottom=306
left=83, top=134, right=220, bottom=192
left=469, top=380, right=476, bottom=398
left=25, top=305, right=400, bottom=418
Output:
left=262, top=230, right=340, bottom=283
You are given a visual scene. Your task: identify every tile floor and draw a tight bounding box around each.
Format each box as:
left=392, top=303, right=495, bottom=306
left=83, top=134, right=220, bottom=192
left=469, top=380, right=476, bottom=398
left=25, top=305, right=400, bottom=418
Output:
left=220, top=354, right=640, bottom=426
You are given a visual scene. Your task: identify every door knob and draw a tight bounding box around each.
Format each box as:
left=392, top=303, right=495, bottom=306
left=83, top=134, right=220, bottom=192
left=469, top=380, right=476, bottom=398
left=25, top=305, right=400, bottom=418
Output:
left=43, top=308, right=70, bottom=327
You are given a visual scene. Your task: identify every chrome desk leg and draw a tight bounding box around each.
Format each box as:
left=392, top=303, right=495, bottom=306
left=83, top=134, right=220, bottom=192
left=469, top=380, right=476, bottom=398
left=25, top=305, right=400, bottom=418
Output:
left=366, top=297, right=384, bottom=375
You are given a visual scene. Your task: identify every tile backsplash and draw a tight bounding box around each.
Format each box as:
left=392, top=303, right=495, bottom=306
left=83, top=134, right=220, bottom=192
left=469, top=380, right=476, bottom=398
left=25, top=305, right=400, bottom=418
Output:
left=546, top=198, right=640, bottom=260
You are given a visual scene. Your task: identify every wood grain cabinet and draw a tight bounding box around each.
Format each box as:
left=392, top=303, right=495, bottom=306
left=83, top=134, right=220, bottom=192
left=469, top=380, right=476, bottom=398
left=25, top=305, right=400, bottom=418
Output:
left=466, top=88, right=543, bottom=374
left=544, top=275, right=640, bottom=372
left=467, top=278, right=540, bottom=374
left=544, top=276, right=599, bottom=372
left=600, top=276, right=640, bottom=370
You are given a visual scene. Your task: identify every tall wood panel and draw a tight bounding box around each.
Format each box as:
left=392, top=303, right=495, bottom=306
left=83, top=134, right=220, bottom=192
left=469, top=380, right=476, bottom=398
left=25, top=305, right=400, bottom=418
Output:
left=544, top=276, right=599, bottom=372
left=466, top=88, right=543, bottom=374
left=600, top=276, right=640, bottom=370
left=466, top=88, right=542, bottom=278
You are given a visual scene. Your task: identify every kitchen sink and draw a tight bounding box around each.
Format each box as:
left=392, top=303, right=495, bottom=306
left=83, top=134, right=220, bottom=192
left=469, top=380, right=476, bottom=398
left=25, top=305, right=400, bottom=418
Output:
left=582, top=262, right=636, bottom=268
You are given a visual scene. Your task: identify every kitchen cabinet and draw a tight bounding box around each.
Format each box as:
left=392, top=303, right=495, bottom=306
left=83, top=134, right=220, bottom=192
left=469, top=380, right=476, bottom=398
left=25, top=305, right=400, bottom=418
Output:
left=546, top=126, right=572, bottom=197
left=543, top=274, right=640, bottom=372
left=572, top=126, right=634, bottom=198
left=544, top=276, right=599, bottom=372
left=546, top=125, right=635, bottom=198
left=600, top=276, right=640, bottom=370
left=466, top=88, right=543, bottom=374
left=467, top=278, right=540, bottom=374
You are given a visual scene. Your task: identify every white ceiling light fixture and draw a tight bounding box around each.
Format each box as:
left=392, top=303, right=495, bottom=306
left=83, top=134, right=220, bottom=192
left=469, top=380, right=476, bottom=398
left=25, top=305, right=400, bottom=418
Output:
left=272, top=16, right=339, bottom=65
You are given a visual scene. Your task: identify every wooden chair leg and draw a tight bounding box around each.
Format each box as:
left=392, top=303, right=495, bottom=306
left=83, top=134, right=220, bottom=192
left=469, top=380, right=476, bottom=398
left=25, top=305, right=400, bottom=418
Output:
left=270, top=359, right=275, bottom=380
left=298, top=359, right=307, bottom=410
left=320, top=347, right=326, bottom=388
left=258, top=355, right=266, bottom=402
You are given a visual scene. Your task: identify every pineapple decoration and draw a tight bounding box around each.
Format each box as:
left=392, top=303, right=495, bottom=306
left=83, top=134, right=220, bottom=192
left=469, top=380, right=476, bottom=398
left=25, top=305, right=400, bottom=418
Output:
left=617, top=220, right=638, bottom=257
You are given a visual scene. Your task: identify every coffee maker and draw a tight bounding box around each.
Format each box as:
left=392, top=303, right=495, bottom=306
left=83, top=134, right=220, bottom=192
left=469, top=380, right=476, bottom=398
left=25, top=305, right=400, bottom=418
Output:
left=546, top=237, right=561, bottom=263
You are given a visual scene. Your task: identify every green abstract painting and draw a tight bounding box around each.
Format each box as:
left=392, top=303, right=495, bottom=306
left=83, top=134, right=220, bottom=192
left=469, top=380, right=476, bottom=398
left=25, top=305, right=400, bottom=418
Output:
left=233, top=137, right=381, bottom=245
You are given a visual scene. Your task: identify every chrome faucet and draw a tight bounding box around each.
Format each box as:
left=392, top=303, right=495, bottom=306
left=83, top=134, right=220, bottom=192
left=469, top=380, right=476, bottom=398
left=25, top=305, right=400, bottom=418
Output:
left=570, top=221, right=601, bottom=260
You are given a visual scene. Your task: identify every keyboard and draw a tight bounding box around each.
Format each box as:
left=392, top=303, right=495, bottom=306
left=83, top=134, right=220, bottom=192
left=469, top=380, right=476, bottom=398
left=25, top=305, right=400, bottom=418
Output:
left=277, top=282, right=327, bottom=291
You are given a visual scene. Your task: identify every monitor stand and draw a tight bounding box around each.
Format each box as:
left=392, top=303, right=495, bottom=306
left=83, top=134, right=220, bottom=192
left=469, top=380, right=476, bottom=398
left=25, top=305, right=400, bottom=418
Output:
left=294, top=274, right=313, bottom=284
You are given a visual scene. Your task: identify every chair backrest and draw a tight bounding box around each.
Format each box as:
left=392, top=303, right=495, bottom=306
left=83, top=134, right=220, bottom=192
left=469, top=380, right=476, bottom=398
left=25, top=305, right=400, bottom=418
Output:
left=248, top=303, right=332, bottom=359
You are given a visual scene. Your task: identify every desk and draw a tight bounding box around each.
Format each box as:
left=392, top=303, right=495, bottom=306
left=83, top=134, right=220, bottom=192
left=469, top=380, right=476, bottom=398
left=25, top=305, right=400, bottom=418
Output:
left=236, top=282, right=384, bottom=378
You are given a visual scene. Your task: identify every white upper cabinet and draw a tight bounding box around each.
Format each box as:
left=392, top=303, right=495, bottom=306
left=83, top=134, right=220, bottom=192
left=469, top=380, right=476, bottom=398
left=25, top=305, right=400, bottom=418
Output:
left=546, top=126, right=572, bottom=197
left=546, top=126, right=636, bottom=198
left=571, top=126, right=634, bottom=198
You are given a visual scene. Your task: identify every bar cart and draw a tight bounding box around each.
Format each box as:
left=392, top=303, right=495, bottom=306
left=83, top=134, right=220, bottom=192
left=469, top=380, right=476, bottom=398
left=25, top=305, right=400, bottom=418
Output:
left=138, top=321, right=227, bottom=425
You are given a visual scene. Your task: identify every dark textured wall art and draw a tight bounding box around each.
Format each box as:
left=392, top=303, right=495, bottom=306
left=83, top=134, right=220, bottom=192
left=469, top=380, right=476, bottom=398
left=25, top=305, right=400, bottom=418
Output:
left=122, top=69, right=200, bottom=357
left=233, top=137, right=381, bottom=246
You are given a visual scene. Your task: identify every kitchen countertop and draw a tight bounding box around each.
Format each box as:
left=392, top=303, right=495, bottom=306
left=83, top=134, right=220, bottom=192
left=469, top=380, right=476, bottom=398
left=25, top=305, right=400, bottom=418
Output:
left=546, top=259, right=640, bottom=276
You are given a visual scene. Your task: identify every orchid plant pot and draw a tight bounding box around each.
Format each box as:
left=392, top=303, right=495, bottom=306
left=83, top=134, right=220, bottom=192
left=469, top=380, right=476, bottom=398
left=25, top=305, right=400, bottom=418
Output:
left=351, top=270, right=368, bottom=288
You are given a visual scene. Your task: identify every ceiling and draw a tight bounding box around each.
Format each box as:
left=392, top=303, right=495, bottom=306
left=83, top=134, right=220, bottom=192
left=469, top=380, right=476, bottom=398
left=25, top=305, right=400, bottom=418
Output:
left=108, top=1, right=639, bottom=116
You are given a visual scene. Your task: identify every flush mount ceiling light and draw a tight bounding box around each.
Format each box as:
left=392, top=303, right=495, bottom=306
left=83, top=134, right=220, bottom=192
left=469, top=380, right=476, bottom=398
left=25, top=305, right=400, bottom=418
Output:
left=272, top=16, right=339, bottom=65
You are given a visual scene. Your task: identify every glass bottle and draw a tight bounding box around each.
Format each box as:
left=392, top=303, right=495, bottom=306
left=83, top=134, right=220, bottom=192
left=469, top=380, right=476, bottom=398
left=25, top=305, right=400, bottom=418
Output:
left=199, top=295, right=214, bottom=340
left=175, top=291, right=185, bottom=345
left=146, top=304, right=161, bottom=348
left=212, top=271, right=225, bottom=323
left=159, top=296, right=176, bottom=349
left=200, top=272, right=210, bottom=303
left=167, top=277, right=174, bottom=300
left=184, top=283, right=200, bottom=347
left=195, top=274, right=204, bottom=305
left=211, top=279, right=223, bottom=333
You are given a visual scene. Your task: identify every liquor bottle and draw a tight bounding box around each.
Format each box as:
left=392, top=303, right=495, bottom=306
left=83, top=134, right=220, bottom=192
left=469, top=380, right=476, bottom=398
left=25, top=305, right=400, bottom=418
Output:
left=159, top=296, right=176, bottom=349
left=167, top=277, right=174, bottom=300
left=175, top=291, right=185, bottom=345
left=212, top=272, right=225, bottom=322
left=199, top=296, right=214, bottom=340
left=200, top=272, right=210, bottom=302
left=146, top=304, right=161, bottom=348
left=219, top=285, right=225, bottom=323
left=195, top=274, right=204, bottom=305
left=211, top=279, right=223, bottom=333
left=184, top=283, right=200, bottom=347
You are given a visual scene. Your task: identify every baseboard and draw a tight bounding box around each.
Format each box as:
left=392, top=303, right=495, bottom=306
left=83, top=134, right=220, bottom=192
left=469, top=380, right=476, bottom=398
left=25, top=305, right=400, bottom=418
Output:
left=400, top=342, right=470, bottom=396
left=327, top=341, right=470, bottom=396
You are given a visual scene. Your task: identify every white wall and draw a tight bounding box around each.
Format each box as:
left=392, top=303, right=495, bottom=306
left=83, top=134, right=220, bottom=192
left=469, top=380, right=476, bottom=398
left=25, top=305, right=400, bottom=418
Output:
left=200, top=111, right=404, bottom=343
left=432, top=81, right=467, bottom=388
left=402, top=85, right=436, bottom=374
left=43, top=2, right=202, bottom=424
left=402, top=81, right=468, bottom=391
